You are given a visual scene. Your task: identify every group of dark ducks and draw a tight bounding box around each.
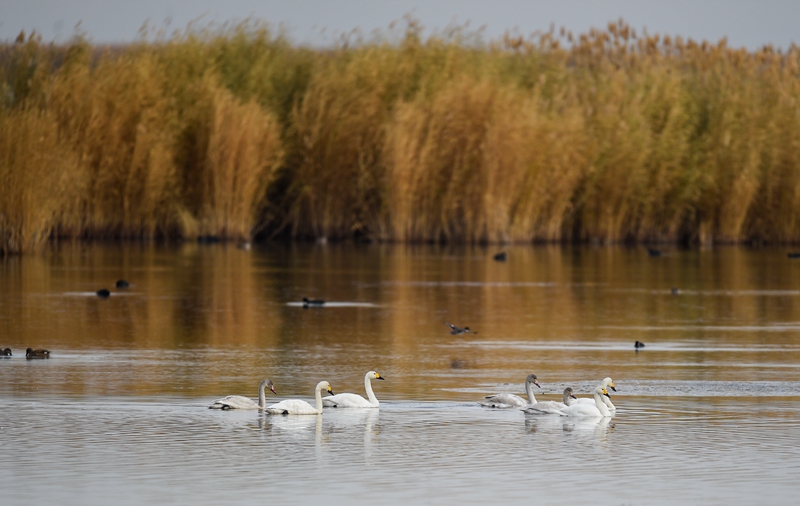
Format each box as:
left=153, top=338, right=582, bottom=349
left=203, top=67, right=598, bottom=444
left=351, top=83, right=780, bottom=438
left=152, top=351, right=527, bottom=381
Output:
left=2, top=347, right=51, bottom=359
left=95, top=279, right=130, bottom=298
left=3, top=279, right=132, bottom=357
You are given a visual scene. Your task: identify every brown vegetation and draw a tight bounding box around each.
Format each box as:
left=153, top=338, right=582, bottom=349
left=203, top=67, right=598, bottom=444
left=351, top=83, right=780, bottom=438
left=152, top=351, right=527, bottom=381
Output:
left=2, top=19, right=800, bottom=253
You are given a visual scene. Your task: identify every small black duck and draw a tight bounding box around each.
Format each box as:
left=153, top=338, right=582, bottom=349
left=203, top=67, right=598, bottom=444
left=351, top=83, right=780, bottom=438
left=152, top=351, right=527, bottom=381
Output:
left=445, top=322, right=476, bottom=335
left=302, top=297, right=325, bottom=308
left=26, top=348, right=50, bottom=359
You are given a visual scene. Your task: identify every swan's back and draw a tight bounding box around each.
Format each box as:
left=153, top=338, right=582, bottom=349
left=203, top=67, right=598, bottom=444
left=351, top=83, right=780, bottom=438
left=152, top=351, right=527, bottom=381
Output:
left=479, top=393, right=527, bottom=408
left=522, top=400, right=568, bottom=414
left=558, top=402, right=604, bottom=418
left=209, top=395, right=259, bottom=410
left=265, top=399, right=318, bottom=415
left=323, top=393, right=373, bottom=408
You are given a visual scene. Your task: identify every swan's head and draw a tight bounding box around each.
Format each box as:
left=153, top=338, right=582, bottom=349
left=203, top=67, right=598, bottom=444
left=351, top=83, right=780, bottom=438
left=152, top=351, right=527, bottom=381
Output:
left=525, top=374, right=541, bottom=388
left=261, top=379, right=277, bottom=394
left=317, top=380, right=334, bottom=396
left=595, top=386, right=611, bottom=398
left=602, top=377, right=616, bottom=392
left=564, top=387, right=577, bottom=399
left=368, top=371, right=385, bottom=381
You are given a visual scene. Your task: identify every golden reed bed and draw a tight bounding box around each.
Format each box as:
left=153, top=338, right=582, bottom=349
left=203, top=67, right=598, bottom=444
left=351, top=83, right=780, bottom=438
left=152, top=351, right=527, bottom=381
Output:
left=2, top=19, right=799, bottom=253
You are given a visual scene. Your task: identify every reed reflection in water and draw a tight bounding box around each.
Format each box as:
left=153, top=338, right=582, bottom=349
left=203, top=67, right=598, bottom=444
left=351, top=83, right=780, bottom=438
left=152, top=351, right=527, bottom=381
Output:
left=2, top=243, right=800, bottom=504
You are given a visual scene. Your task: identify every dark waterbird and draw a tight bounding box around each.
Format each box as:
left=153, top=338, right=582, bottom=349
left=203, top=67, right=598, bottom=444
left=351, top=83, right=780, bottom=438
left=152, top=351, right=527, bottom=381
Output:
left=647, top=248, right=662, bottom=257
left=788, top=252, right=800, bottom=259
left=634, top=341, right=645, bottom=349
left=115, top=280, right=130, bottom=288
left=671, top=287, right=680, bottom=295
left=1, top=348, right=11, bottom=356
left=445, top=322, right=476, bottom=335
left=493, top=251, right=507, bottom=262
left=96, top=288, right=111, bottom=298
left=303, top=297, right=325, bottom=308
left=26, top=348, right=50, bottom=359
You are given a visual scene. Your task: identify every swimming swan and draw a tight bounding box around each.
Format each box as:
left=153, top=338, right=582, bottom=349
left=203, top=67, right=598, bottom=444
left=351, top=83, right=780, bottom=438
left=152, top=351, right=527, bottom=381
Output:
left=479, top=373, right=540, bottom=408
left=209, top=378, right=276, bottom=410
left=556, top=385, right=613, bottom=418
left=323, top=371, right=385, bottom=408
left=522, top=387, right=578, bottom=415
left=573, top=378, right=616, bottom=410
left=266, top=381, right=334, bottom=415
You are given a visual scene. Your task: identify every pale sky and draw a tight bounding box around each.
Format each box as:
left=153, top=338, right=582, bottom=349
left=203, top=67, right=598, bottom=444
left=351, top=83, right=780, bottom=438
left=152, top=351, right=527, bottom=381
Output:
left=1, top=0, right=798, bottom=50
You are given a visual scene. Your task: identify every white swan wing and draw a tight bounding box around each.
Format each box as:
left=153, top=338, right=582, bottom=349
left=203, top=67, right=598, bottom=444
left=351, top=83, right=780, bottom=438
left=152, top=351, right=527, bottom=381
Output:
left=209, top=395, right=259, bottom=410
left=479, top=393, right=527, bottom=408
left=265, top=399, right=318, bottom=415
left=323, top=393, right=376, bottom=408
left=521, top=400, right=567, bottom=415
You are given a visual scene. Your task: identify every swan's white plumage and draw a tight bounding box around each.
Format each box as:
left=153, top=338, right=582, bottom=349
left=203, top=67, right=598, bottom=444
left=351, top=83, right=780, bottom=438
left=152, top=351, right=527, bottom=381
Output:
left=556, top=385, right=613, bottom=418
left=479, top=374, right=540, bottom=408
left=574, top=378, right=616, bottom=410
left=323, top=371, right=384, bottom=408
left=522, top=387, right=578, bottom=415
left=209, top=378, right=276, bottom=410
left=266, top=381, right=333, bottom=415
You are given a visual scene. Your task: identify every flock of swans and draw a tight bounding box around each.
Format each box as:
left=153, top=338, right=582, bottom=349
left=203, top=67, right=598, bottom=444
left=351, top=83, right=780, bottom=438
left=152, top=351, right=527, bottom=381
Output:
left=209, top=371, right=616, bottom=418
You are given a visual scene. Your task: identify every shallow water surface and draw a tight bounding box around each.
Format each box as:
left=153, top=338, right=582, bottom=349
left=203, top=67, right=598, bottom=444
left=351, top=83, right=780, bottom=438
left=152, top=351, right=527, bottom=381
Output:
left=2, top=244, right=800, bottom=505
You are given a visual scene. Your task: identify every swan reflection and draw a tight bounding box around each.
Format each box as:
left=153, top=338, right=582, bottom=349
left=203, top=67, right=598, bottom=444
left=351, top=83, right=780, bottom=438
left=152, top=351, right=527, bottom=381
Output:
left=525, top=413, right=614, bottom=443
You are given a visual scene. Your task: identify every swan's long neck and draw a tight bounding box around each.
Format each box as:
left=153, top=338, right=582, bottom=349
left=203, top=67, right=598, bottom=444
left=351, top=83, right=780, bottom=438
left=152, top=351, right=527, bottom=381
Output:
left=525, top=380, right=537, bottom=404
left=593, top=390, right=611, bottom=416
left=313, top=384, right=324, bottom=414
left=364, top=375, right=379, bottom=406
left=563, top=392, right=573, bottom=406
left=258, top=382, right=267, bottom=409
left=600, top=379, right=616, bottom=410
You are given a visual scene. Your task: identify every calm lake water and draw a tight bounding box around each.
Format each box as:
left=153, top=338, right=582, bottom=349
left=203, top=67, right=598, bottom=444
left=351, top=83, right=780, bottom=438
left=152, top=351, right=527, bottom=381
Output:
left=2, top=243, right=800, bottom=505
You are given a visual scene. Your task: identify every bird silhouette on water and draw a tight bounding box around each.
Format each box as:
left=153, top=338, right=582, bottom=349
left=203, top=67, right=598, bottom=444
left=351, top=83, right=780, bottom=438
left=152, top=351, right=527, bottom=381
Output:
left=445, top=322, right=476, bottom=335
left=302, top=297, right=325, bottom=308
left=634, top=341, right=645, bottom=349
left=26, top=348, right=50, bottom=359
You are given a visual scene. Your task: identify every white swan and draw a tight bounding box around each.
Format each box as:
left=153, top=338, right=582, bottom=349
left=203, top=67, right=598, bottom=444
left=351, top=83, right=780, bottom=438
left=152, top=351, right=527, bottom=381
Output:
left=521, top=387, right=578, bottom=415
left=574, top=377, right=616, bottom=410
left=208, top=378, right=276, bottom=410
left=265, top=381, right=334, bottom=415
left=323, top=371, right=385, bottom=408
left=479, top=373, right=540, bottom=408
left=556, top=385, right=613, bottom=418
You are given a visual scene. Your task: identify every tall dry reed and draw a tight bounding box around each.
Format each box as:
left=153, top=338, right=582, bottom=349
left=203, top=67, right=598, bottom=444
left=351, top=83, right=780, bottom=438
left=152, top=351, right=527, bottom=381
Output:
left=3, top=20, right=800, bottom=252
